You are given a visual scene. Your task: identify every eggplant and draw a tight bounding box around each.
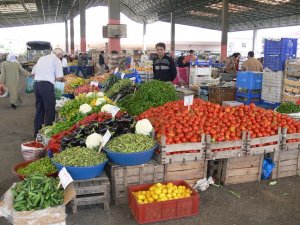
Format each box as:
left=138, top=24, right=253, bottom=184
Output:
left=70, top=138, right=81, bottom=146
left=61, top=134, right=76, bottom=144
left=102, top=118, right=114, bottom=126
left=79, top=138, right=86, bottom=147
left=96, top=126, right=108, bottom=135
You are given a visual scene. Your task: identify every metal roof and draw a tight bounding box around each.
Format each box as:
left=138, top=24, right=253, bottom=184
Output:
left=1, top=0, right=300, bottom=32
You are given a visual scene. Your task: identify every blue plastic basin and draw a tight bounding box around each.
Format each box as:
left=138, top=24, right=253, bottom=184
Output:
left=103, top=144, right=157, bottom=166
left=62, top=93, right=75, bottom=99
left=52, top=160, right=108, bottom=180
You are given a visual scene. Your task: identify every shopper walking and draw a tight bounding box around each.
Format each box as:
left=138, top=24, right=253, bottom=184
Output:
left=32, top=48, right=65, bottom=137
left=99, top=51, right=105, bottom=74
left=241, top=51, right=263, bottom=72
left=0, top=52, right=30, bottom=109
left=183, top=50, right=196, bottom=67
left=153, top=42, right=177, bottom=82
left=76, top=53, right=85, bottom=77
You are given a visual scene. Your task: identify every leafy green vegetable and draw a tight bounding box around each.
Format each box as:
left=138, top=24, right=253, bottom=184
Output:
left=276, top=102, right=300, bottom=114
left=118, top=80, right=178, bottom=116
left=106, top=133, right=156, bottom=153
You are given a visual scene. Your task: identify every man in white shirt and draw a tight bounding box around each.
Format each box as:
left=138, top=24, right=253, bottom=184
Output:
left=32, top=48, right=65, bottom=137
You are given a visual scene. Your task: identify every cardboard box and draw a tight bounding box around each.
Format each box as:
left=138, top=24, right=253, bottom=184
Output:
left=0, top=183, right=75, bottom=225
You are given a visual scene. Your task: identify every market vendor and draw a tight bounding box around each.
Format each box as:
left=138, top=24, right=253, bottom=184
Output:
left=153, top=42, right=177, bottom=82
left=32, top=48, right=65, bottom=137
left=182, top=50, right=196, bottom=67
left=225, top=53, right=239, bottom=75
left=241, top=51, right=263, bottom=72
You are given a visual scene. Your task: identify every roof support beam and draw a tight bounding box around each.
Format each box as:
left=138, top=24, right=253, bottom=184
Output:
left=55, top=0, right=62, bottom=22
left=40, top=0, right=46, bottom=23
left=19, top=0, right=36, bottom=25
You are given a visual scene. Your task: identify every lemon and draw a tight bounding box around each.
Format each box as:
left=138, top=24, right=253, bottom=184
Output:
left=144, top=200, right=149, bottom=204
left=167, top=182, right=173, bottom=188
left=167, top=193, right=172, bottom=199
left=137, top=199, right=143, bottom=204
left=162, top=189, right=167, bottom=194
left=153, top=194, right=158, bottom=200
left=156, top=183, right=162, bottom=187
left=149, top=186, right=154, bottom=191
left=167, top=189, right=173, bottom=194
left=172, top=192, right=177, bottom=197
left=148, top=197, right=154, bottom=203
left=159, top=193, right=166, bottom=198
left=142, top=191, right=146, bottom=195
left=138, top=195, right=145, bottom=200
left=155, top=188, right=162, bottom=195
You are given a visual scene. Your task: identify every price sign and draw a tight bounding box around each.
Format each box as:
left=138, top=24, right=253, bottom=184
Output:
left=58, top=167, right=73, bottom=189
left=114, top=67, right=119, bottom=74
left=90, top=81, right=99, bottom=87
left=109, top=106, right=120, bottom=117
left=121, top=72, right=126, bottom=79
left=184, top=95, right=194, bottom=107
left=102, top=130, right=112, bottom=147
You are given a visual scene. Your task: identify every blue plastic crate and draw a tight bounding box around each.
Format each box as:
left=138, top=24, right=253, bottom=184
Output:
left=236, top=96, right=261, bottom=105
left=236, top=90, right=261, bottom=99
left=263, top=55, right=284, bottom=71
left=264, top=38, right=297, bottom=56
left=236, top=72, right=263, bottom=89
left=255, top=100, right=280, bottom=110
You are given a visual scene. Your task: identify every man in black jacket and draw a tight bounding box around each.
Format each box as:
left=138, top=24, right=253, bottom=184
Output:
left=153, top=43, right=177, bottom=82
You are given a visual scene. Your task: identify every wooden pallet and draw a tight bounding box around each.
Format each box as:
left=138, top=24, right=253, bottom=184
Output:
left=271, top=129, right=300, bottom=179
left=205, top=133, right=247, bottom=160
left=221, top=155, right=264, bottom=185
left=154, top=135, right=206, bottom=164
left=107, top=161, right=164, bottom=205
left=246, top=129, right=281, bottom=156
left=164, top=160, right=207, bottom=187
left=285, top=61, right=300, bottom=78
left=70, top=174, right=110, bottom=213
left=282, top=92, right=299, bottom=103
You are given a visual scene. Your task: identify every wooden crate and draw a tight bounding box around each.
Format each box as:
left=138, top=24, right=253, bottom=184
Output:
left=205, top=133, right=247, bottom=160
left=221, top=155, right=264, bottom=185
left=285, top=61, right=300, bottom=77
left=247, top=129, right=281, bottom=156
left=70, top=174, right=110, bottom=213
left=271, top=130, right=300, bottom=179
left=208, top=86, right=236, bottom=105
left=284, top=78, right=300, bottom=94
left=154, top=135, right=206, bottom=164
left=164, top=160, right=207, bottom=187
left=108, top=161, right=164, bottom=205
left=282, top=92, right=299, bottom=103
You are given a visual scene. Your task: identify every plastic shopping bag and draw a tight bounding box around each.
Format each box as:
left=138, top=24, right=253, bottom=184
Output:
left=0, top=84, right=8, bottom=97
left=25, top=76, right=34, bottom=93
left=261, top=158, right=275, bottom=180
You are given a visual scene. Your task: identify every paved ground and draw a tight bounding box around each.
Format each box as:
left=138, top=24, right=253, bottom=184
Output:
left=1, top=76, right=300, bottom=225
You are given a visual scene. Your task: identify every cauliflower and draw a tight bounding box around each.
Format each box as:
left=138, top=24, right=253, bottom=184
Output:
left=97, top=92, right=104, bottom=97
left=95, top=98, right=106, bottom=106
left=135, top=119, right=153, bottom=136
left=101, top=104, right=115, bottom=113
left=79, top=103, right=92, bottom=114
left=86, top=133, right=103, bottom=149
left=86, top=92, right=96, bottom=97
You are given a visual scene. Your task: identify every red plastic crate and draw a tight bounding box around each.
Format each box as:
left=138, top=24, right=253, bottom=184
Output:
left=128, top=180, right=199, bottom=224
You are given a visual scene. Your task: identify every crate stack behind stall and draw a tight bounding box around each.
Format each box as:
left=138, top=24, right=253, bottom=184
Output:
left=283, top=59, right=300, bottom=103
left=262, top=38, right=297, bottom=105
left=236, top=71, right=263, bottom=105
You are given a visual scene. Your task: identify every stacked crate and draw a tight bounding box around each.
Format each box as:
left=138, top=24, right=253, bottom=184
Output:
left=236, top=72, right=263, bottom=105
left=189, top=66, right=212, bottom=85
left=282, top=59, right=300, bottom=103
left=261, top=70, right=284, bottom=104
left=263, top=38, right=297, bottom=71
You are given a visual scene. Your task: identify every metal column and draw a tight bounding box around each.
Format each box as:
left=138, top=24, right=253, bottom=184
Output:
left=80, top=0, right=86, bottom=53
left=65, top=20, right=69, bottom=53
left=221, top=0, right=229, bottom=61
left=170, top=12, right=175, bottom=58
left=70, top=8, right=75, bottom=55
left=108, top=0, right=121, bottom=53
left=252, top=27, right=258, bottom=54
left=143, top=22, right=147, bottom=51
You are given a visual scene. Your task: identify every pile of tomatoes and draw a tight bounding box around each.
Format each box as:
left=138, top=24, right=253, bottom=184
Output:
left=138, top=99, right=300, bottom=145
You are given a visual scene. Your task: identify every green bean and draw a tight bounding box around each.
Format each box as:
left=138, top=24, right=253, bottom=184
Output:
left=53, top=147, right=107, bottom=167
left=106, top=133, right=156, bottom=153
left=276, top=102, right=300, bottom=114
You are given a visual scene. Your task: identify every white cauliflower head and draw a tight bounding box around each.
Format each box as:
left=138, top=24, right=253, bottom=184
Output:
left=97, top=92, right=105, bottom=97
left=135, top=119, right=153, bottom=136
left=79, top=103, right=92, bottom=114
left=101, top=104, right=115, bottom=113
left=86, top=133, right=103, bottom=149
left=86, top=92, right=96, bottom=97
left=95, top=98, right=106, bottom=106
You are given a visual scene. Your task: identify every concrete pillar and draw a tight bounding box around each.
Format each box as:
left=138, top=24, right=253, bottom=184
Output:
left=65, top=20, right=69, bottom=53
left=143, top=22, right=147, bottom=51
left=252, top=27, right=257, bottom=54
left=70, top=8, right=75, bottom=55
left=221, top=0, right=229, bottom=61
left=80, top=0, right=86, bottom=53
left=170, top=12, right=175, bottom=57
left=108, top=0, right=121, bottom=53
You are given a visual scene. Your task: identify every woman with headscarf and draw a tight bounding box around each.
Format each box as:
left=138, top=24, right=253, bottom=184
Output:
left=0, top=52, right=30, bottom=109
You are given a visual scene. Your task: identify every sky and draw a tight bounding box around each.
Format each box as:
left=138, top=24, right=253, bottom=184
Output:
left=0, top=6, right=300, bottom=54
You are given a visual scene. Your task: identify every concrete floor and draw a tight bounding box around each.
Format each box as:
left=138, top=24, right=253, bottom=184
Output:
left=0, top=76, right=300, bottom=225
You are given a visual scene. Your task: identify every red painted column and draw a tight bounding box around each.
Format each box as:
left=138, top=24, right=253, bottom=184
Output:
left=80, top=0, right=86, bottom=53
left=108, top=0, right=121, bottom=53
